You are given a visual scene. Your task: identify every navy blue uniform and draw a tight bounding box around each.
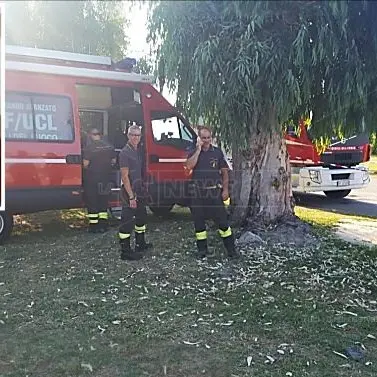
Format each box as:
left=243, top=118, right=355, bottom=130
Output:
left=188, top=145, right=236, bottom=257
left=118, top=142, right=144, bottom=197
left=117, top=142, right=151, bottom=259
left=190, top=145, right=228, bottom=188
left=82, top=139, right=116, bottom=232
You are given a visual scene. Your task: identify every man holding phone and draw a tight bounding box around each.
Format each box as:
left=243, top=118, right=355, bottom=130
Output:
left=185, top=126, right=238, bottom=259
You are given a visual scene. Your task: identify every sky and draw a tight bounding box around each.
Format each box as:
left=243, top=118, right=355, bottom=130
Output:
left=125, top=3, right=150, bottom=60
left=126, top=2, right=177, bottom=105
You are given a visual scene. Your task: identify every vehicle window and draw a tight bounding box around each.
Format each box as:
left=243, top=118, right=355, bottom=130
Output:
left=286, top=124, right=300, bottom=138
left=178, top=118, right=194, bottom=142
left=79, top=110, right=105, bottom=148
left=286, top=125, right=297, bottom=137
left=5, top=92, right=74, bottom=142
left=79, top=111, right=104, bottom=134
left=151, top=111, right=195, bottom=150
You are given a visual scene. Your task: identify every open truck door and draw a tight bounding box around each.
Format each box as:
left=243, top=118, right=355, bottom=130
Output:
left=140, top=86, right=197, bottom=215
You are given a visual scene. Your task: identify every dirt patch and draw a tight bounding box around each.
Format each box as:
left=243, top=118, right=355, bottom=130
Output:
left=236, top=216, right=319, bottom=248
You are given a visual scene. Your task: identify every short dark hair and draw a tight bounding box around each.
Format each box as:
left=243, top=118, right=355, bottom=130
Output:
left=198, top=126, right=212, bottom=136
left=89, top=127, right=100, bottom=135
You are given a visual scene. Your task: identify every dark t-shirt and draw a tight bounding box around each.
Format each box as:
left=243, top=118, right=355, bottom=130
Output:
left=83, top=139, right=116, bottom=175
left=118, top=143, right=143, bottom=194
left=188, top=145, right=228, bottom=187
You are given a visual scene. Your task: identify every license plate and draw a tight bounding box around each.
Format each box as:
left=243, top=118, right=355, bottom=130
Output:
left=337, top=180, right=350, bottom=187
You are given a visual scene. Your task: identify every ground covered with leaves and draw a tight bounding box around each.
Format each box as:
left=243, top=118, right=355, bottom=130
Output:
left=0, top=207, right=376, bottom=377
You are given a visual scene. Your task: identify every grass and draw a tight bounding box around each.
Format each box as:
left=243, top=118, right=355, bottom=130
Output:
left=1, top=207, right=377, bottom=377
left=361, top=154, right=377, bottom=174
left=295, top=206, right=377, bottom=228
left=295, top=206, right=343, bottom=228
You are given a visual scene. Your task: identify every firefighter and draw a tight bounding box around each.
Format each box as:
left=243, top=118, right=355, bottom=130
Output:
left=118, top=125, right=152, bottom=260
left=82, top=127, right=116, bottom=233
left=185, top=126, right=238, bottom=259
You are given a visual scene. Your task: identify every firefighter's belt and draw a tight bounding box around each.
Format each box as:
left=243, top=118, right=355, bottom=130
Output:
left=198, top=183, right=223, bottom=190
left=192, top=183, right=223, bottom=190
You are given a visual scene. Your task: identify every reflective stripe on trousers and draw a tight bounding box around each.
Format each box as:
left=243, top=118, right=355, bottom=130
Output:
left=135, top=225, right=146, bottom=233
left=218, top=227, right=232, bottom=238
left=87, top=213, right=99, bottom=224
left=195, top=230, right=207, bottom=240
left=118, top=232, right=131, bottom=239
left=98, top=212, right=108, bottom=220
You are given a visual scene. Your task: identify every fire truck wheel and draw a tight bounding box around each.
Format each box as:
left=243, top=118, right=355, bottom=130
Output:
left=324, top=189, right=351, bottom=199
left=149, top=204, right=174, bottom=217
left=0, top=212, right=14, bottom=244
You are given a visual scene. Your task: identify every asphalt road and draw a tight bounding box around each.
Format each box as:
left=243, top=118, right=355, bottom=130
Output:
left=295, top=175, right=377, bottom=218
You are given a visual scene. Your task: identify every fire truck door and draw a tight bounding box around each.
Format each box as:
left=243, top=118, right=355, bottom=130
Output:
left=145, top=110, right=197, bottom=187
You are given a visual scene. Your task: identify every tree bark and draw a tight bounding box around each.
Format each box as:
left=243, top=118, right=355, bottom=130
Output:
left=231, top=108, right=294, bottom=226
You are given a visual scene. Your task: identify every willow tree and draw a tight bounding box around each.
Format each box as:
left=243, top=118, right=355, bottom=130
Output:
left=148, top=0, right=377, bottom=225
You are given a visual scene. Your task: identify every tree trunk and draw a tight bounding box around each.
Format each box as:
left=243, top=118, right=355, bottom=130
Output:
left=231, top=109, right=294, bottom=226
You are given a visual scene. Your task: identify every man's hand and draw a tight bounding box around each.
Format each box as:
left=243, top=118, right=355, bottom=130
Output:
left=186, top=138, right=203, bottom=170
left=83, top=159, right=90, bottom=169
left=130, top=198, right=137, bottom=209
left=222, top=189, right=229, bottom=201
left=196, top=136, right=203, bottom=150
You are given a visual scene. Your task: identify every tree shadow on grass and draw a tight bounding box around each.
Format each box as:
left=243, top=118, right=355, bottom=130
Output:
left=8, top=207, right=194, bottom=245
left=10, top=209, right=88, bottom=244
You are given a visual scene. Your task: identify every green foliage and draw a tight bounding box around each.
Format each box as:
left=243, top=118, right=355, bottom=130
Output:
left=132, top=55, right=159, bottom=87
left=133, top=56, right=153, bottom=75
left=148, top=1, right=377, bottom=150
left=371, top=132, right=377, bottom=155
left=5, top=1, right=129, bottom=60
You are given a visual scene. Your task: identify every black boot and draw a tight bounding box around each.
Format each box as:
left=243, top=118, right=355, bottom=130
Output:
left=98, top=212, right=109, bottom=233
left=98, top=219, right=109, bottom=233
left=135, top=232, right=153, bottom=253
left=88, top=222, right=99, bottom=233
left=196, top=239, right=209, bottom=259
left=120, top=238, right=143, bottom=261
left=222, top=234, right=239, bottom=259
left=87, top=213, right=99, bottom=233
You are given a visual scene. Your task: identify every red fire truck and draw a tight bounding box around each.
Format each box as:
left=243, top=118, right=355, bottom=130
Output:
left=1, top=45, right=198, bottom=242
left=0, top=46, right=371, bottom=243
left=285, top=119, right=370, bottom=198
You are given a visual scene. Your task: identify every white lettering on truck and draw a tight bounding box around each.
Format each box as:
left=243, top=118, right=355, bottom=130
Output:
left=5, top=97, right=72, bottom=141
left=35, top=114, right=57, bottom=131
left=6, top=112, right=56, bottom=131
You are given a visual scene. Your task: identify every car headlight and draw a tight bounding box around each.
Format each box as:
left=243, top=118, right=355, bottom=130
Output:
left=309, top=169, right=321, bottom=184
left=356, top=166, right=370, bottom=182
left=362, top=169, right=370, bottom=182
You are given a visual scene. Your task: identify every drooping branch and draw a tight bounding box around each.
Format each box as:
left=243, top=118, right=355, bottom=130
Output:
left=147, top=0, right=377, bottom=224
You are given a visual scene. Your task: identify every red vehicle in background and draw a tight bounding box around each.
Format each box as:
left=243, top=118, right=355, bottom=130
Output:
left=321, top=134, right=371, bottom=167
left=285, top=119, right=370, bottom=198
